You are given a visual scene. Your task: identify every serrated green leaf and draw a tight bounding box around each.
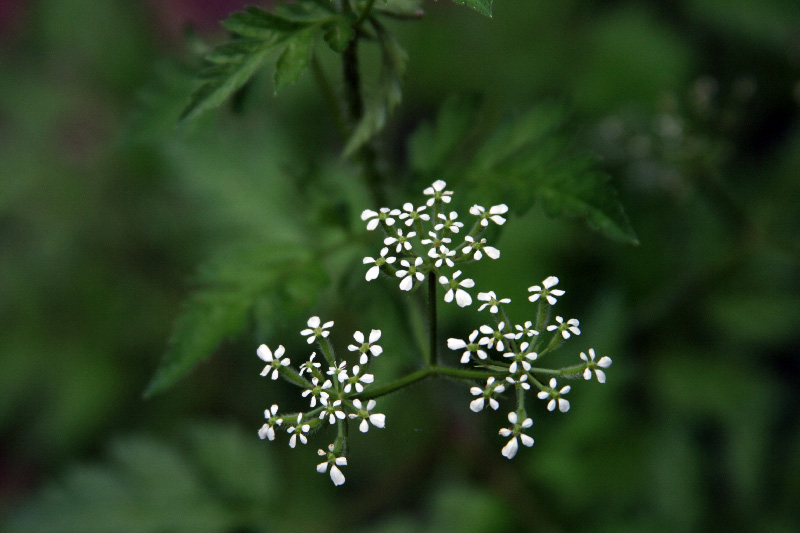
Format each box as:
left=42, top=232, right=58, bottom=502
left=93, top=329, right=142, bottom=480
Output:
left=223, top=6, right=310, bottom=38
left=375, top=0, right=424, bottom=18
left=408, top=94, right=481, bottom=175
left=322, top=16, right=354, bottom=53
left=5, top=424, right=275, bottom=533
left=343, top=24, right=407, bottom=157
left=180, top=42, right=271, bottom=123
left=144, top=244, right=321, bottom=398
left=450, top=0, right=493, bottom=17
left=274, top=28, right=317, bottom=93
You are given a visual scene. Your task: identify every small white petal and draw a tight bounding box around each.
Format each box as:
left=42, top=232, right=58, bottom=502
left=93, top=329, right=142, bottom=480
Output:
left=520, top=434, right=534, bottom=447
left=399, top=276, right=413, bottom=291
left=501, top=437, right=519, bottom=459
left=330, top=465, right=345, bottom=486
left=596, top=369, right=607, bottom=383
left=448, top=338, right=467, bottom=350
left=317, top=462, right=329, bottom=473
left=369, top=413, right=386, bottom=428
left=455, top=289, right=472, bottom=307
left=470, top=398, right=485, bottom=412
left=359, top=419, right=369, bottom=432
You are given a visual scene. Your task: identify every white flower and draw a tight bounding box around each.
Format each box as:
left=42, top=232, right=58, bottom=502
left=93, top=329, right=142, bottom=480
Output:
left=505, top=373, right=531, bottom=390
left=476, top=291, right=511, bottom=314
left=258, top=404, right=282, bottom=441
left=301, top=377, right=332, bottom=408
left=423, top=180, right=453, bottom=206
left=447, top=330, right=488, bottom=363
left=299, top=353, right=322, bottom=376
left=505, top=347, right=538, bottom=373
left=396, top=257, right=425, bottom=291
left=257, top=344, right=290, bottom=380
left=320, top=398, right=347, bottom=424
left=513, top=321, right=539, bottom=340
left=316, top=445, right=347, bottom=486
left=478, top=322, right=514, bottom=352
left=398, top=202, right=430, bottom=226
left=470, top=204, right=508, bottom=226
left=498, top=412, right=533, bottom=459
left=469, top=377, right=505, bottom=412
left=287, top=414, right=310, bottom=448
left=347, top=329, right=383, bottom=364
left=301, top=316, right=334, bottom=344
left=434, top=211, right=464, bottom=233
left=462, top=236, right=500, bottom=260
left=538, top=378, right=571, bottom=412
left=363, top=247, right=396, bottom=281
left=348, top=399, right=386, bottom=432
left=528, top=276, right=565, bottom=305
left=439, top=270, right=475, bottom=307
left=327, top=361, right=348, bottom=383
left=421, top=231, right=451, bottom=247
left=546, top=316, right=581, bottom=339
left=428, top=244, right=456, bottom=268
left=343, top=365, right=375, bottom=393
left=580, top=348, right=612, bottom=383
left=384, top=229, right=416, bottom=253
left=361, top=207, right=400, bottom=231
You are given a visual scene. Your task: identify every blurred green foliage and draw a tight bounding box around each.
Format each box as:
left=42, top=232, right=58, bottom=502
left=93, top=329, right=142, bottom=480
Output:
left=1, top=0, right=799, bottom=532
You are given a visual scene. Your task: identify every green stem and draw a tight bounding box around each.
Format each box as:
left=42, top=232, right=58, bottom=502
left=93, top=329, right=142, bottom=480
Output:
left=354, top=0, right=378, bottom=28
left=428, top=271, right=437, bottom=366
left=310, top=53, right=348, bottom=139
left=353, top=365, right=504, bottom=400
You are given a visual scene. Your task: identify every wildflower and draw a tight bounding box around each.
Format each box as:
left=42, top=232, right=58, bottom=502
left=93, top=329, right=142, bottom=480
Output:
left=423, top=180, right=453, bottom=206
left=469, top=204, right=509, bottom=226
left=476, top=291, right=511, bottom=314
left=434, top=211, right=464, bottom=233
left=478, top=321, right=513, bottom=351
left=498, top=412, right=534, bottom=459
left=439, top=270, right=475, bottom=307
left=504, top=346, right=538, bottom=374
left=316, top=445, right=347, bottom=486
left=538, top=378, right=571, bottom=412
left=505, top=373, right=531, bottom=390
left=361, top=207, right=400, bottom=231
left=462, top=236, right=500, bottom=260
left=580, top=348, right=613, bottom=383
left=301, top=316, right=334, bottom=344
left=428, top=244, right=456, bottom=268
left=363, top=247, right=396, bottom=281
left=396, top=257, right=425, bottom=291
left=447, top=330, right=488, bottom=363
left=347, top=329, right=383, bottom=365
left=258, top=404, right=282, bottom=441
left=301, top=377, right=332, bottom=408
left=327, top=361, right=348, bottom=383
left=299, top=353, right=322, bottom=376
left=421, top=231, right=451, bottom=247
left=513, top=321, right=539, bottom=340
left=343, top=365, right=374, bottom=394
left=287, top=414, right=310, bottom=448
left=528, top=276, right=565, bottom=305
left=398, top=202, right=430, bottom=226
left=469, top=377, right=505, bottom=412
left=384, top=229, right=416, bottom=253
left=320, top=398, right=347, bottom=424
left=257, top=344, right=290, bottom=380
left=546, top=316, right=581, bottom=339
left=348, top=399, right=386, bottom=432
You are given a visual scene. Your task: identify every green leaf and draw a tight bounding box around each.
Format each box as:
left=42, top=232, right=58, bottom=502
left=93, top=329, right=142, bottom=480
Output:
left=322, top=16, right=355, bottom=53
left=222, top=6, right=310, bottom=38
left=144, top=243, right=324, bottom=398
left=274, top=28, right=317, bottom=93
left=5, top=424, right=275, bottom=533
left=408, top=94, right=482, bottom=175
left=461, top=106, right=638, bottom=244
left=375, top=0, right=424, bottom=18
left=343, top=24, right=407, bottom=157
left=450, top=0, right=493, bottom=17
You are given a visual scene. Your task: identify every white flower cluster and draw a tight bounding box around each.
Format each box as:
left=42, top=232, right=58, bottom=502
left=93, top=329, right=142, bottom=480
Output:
left=447, top=275, right=613, bottom=460
left=256, top=316, right=386, bottom=486
left=361, top=180, right=505, bottom=307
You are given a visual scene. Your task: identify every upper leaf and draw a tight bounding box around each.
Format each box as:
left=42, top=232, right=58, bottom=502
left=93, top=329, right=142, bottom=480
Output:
left=274, top=28, right=317, bottom=93
left=450, top=0, right=493, bottom=17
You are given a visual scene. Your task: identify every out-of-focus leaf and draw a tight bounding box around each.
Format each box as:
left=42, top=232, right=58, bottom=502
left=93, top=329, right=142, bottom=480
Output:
left=144, top=244, right=326, bottom=397
left=274, top=28, right=317, bottom=93
left=322, top=16, right=354, bottom=52
left=375, top=0, right=424, bottom=18
left=450, top=0, right=493, bottom=17
left=222, top=6, right=310, bottom=38
left=408, top=94, right=481, bottom=175
left=5, top=424, right=275, bottom=533
left=343, top=24, right=407, bottom=157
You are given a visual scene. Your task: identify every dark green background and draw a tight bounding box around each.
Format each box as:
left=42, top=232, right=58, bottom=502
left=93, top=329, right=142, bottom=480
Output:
left=1, top=0, right=799, bottom=531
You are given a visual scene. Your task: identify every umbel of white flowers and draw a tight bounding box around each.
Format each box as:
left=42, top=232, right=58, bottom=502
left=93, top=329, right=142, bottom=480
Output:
left=255, top=180, right=612, bottom=485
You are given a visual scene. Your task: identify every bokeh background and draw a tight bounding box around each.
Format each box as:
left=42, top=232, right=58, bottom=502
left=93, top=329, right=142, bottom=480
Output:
left=2, top=0, right=799, bottom=531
